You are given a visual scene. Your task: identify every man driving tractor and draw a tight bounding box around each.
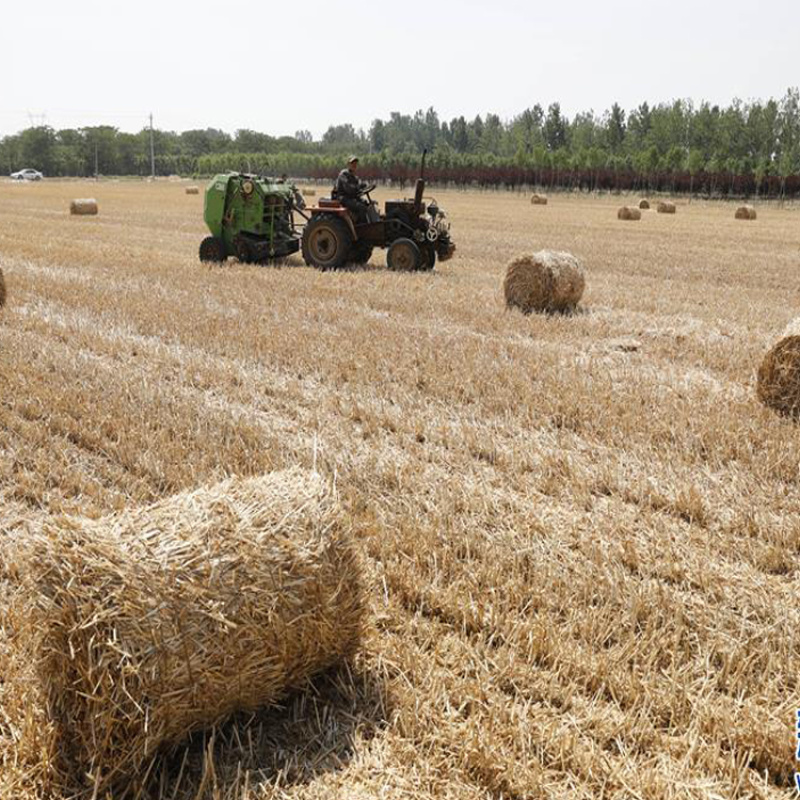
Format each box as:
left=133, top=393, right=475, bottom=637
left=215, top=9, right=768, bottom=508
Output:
left=333, top=156, right=370, bottom=224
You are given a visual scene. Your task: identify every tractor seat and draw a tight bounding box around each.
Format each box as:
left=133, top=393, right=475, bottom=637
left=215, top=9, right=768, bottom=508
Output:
left=318, top=197, right=343, bottom=209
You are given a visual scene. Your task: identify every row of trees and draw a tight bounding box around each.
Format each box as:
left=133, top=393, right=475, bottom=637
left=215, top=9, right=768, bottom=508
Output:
left=2, top=89, right=799, bottom=196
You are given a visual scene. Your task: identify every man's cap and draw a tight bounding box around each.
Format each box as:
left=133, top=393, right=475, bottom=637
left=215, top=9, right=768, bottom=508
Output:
left=347, top=155, right=359, bottom=164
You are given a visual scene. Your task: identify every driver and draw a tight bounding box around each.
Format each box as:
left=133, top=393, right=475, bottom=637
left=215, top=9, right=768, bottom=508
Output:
left=333, top=156, right=369, bottom=224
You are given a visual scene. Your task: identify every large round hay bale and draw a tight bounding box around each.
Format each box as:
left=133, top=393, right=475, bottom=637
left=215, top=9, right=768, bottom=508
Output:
left=638, top=199, right=650, bottom=210
left=16, top=468, right=363, bottom=796
left=657, top=200, right=676, bottom=214
left=304, top=187, right=317, bottom=196
left=735, top=205, right=757, bottom=220
left=69, top=199, right=98, bottom=216
left=185, top=185, right=200, bottom=195
left=530, top=193, right=548, bottom=205
left=0, top=267, right=5, bottom=308
left=618, top=206, right=642, bottom=221
left=757, top=318, right=800, bottom=417
left=504, top=251, right=585, bottom=314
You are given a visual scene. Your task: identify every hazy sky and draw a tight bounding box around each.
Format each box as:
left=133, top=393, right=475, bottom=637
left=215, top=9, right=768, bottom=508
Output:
left=2, top=0, right=798, bottom=138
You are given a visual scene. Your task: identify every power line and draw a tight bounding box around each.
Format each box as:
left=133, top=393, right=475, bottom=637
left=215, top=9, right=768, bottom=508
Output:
left=149, top=113, right=155, bottom=179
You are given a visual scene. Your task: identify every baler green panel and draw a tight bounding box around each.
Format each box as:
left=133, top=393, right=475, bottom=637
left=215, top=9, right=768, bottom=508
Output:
left=203, top=175, right=231, bottom=239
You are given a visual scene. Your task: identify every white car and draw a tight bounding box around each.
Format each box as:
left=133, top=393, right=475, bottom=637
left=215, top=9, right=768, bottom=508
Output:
left=10, top=168, right=43, bottom=181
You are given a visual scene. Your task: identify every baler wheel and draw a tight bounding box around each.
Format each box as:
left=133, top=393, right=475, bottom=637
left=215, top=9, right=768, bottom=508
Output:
left=199, top=236, right=226, bottom=263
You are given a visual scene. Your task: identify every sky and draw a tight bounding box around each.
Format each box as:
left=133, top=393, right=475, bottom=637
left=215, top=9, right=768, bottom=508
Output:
left=2, top=0, right=798, bottom=139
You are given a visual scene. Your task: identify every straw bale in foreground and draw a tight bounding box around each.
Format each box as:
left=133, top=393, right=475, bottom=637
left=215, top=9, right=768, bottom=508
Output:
left=638, top=199, right=650, bottom=209
left=17, top=468, right=363, bottom=796
left=69, top=199, right=98, bottom=215
left=504, top=251, right=585, bottom=314
left=618, top=206, right=642, bottom=221
left=757, top=318, right=800, bottom=417
left=735, top=205, right=757, bottom=220
left=530, top=193, right=548, bottom=205
left=185, top=185, right=200, bottom=195
left=657, top=200, right=676, bottom=214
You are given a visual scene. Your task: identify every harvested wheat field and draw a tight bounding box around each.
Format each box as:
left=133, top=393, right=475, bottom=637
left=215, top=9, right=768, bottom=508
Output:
left=1, top=180, right=800, bottom=799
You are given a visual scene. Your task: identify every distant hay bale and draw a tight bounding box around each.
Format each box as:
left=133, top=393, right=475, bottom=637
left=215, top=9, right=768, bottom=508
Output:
left=0, top=268, right=5, bottom=308
left=304, top=188, right=316, bottom=196
left=657, top=201, right=676, bottom=214
left=639, top=199, right=650, bottom=210
left=735, top=205, right=757, bottom=220
left=69, top=199, right=98, bottom=216
left=757, top=318, right=800, bottom=417
left=618, top=206, right=642, bottom=221
left=504, top=250, right=585, bottom=314
left=14, top=469, right=363, bottom=796
left=530, top=193, right=548, bottom=205
left=185, top=185, right=200, bottom=195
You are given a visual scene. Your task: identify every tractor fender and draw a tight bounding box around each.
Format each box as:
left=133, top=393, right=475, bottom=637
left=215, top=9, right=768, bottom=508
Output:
left=308, top=208, right=357, bottom=241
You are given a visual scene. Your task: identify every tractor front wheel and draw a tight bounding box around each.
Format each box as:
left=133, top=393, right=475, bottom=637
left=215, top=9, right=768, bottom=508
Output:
left=302, top=215, right=353, bottom=271
left=387, top=238, right=421, bottom=272
left=199, top=236, right=226, bottom=263
left=419, top=244, right=436, bottom=271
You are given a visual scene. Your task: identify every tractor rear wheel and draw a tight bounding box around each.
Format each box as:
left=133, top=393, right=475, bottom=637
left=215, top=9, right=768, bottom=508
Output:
left=199, top=236, right=226, bottom=263
left=387, top=238, right=421, bottom=272
left=302, top=214, right=353, bottom=271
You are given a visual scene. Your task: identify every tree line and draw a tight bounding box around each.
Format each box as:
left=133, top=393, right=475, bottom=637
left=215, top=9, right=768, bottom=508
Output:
left=2, top=88, right=799, bottom=197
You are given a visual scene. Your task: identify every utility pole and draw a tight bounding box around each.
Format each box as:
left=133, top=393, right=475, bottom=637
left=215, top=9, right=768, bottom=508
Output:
left=149, top=113, right=155, bottom=180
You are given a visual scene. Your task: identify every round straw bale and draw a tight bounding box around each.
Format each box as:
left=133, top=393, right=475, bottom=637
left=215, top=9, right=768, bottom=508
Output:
left=618, top=206, right=642, bottom=221
left=16, top=468, right=363, bottom=795
left=0, top=267, right=5, bottom=308
left=735, top=205, right=757, bottom=220
left=185, top=185, right=200, bottom=195
left=757, top=318, right=800, bottom=417
left=530, top=193, right=548, bottom=205
left=504, top=250, right=585, bottom=314
left=69, top=199, right=98, bottom=216
left=304, top=187, right=316, bottom=196
left=657, top=200, right=676, bottom=214
left=638, top=199, right=650, bottom=210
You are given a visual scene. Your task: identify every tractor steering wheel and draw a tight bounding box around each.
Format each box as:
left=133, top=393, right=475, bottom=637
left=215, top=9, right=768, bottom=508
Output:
left=358, top=183, right=377, bottom=197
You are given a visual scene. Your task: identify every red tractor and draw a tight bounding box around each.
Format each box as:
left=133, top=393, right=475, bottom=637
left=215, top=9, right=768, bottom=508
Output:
left=300, top=152, right=456, bottom=271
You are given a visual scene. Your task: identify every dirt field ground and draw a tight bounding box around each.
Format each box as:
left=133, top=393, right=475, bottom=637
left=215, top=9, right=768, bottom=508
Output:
left=1, top=179, right=800, bottom=799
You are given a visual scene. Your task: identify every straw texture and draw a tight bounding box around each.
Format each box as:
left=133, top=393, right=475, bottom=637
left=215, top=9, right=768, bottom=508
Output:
left=530, top=193, right=548, bottom=205
left=657, top=201, right=676, bottom=214
left=16, top=468, right=363, bottom=797
left=618, top=206, right=642, bottom=221
left=185, top=186, right=200, bottom=195
left=503, top=250, right=585, bottom=314
left=757, top=318, right=800, bottom=416
left=69, top=199, right=98, bottom=216
left=638, top=199, right=650, bottom=209
left=735, top=205, right=757, bottom=220
left=0, top=267, right=5, bottom=307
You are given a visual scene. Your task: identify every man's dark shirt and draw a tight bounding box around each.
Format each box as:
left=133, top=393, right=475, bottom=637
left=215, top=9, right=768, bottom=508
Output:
left=334, top=168, right=361, bottom=200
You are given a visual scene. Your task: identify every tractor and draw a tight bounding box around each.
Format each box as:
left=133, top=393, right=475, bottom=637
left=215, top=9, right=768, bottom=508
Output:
left=301, top=152, right=456, bottom=271
left=198, top=173, right=302, bottom=264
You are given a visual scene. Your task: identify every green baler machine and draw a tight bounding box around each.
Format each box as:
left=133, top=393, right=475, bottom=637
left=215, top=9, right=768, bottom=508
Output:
left=198, top=173, right=302, bottom=263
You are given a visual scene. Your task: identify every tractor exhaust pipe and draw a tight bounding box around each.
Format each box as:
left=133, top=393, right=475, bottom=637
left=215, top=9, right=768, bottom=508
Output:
left=414, top=149, right=427, bottom=213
